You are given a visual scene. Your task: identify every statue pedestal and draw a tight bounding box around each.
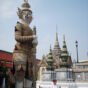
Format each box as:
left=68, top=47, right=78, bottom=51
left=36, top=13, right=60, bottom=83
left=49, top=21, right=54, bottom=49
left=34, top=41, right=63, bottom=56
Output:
left=24, top=79, right=32, bottom=88
left=2, top=78, right=5, bottom=88
left=16, top=81, right=23, bottom=88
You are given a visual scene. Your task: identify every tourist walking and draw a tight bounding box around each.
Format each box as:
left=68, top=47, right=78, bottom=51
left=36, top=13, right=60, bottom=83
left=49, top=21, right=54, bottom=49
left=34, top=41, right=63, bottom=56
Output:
left=51, top=79, right=61, bottom=88
left=39, top=79, right=61, bottom=88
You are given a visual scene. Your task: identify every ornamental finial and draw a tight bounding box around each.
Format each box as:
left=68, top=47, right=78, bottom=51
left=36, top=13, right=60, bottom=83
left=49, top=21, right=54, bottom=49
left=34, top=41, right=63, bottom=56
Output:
left=63, top=35, right=65, bottom=41
left=56, top=25, right=58, bottom=41
left=24, top=0, right=28, bottom=3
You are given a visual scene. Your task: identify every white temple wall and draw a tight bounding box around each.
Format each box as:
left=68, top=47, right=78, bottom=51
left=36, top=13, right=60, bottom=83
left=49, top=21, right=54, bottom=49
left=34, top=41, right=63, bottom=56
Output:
left=41, top=68, right=73, bottom=81
left=36, top=81, right=88, bottom=88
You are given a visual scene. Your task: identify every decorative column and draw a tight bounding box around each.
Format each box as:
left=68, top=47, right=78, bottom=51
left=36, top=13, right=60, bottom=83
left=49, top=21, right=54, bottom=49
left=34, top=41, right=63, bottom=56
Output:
left=75, top=41, right=79, bottom=63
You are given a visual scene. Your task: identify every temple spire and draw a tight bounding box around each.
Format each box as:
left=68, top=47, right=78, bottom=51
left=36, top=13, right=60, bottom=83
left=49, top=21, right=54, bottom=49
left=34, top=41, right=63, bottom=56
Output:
left=50, top=44, right=52, bottom=51
left=56, top=25, right=58, bottom=41
left=62, top=35, right=68, bottom=56
left=60, top=35, right=72, bottom=68
left=63, top=35, right=65, bottom=41
left=56, top=31, right=58, bottom=42
left=53, top=27, right=61, bottom=57
left=47, top=45, right=54, bottom=71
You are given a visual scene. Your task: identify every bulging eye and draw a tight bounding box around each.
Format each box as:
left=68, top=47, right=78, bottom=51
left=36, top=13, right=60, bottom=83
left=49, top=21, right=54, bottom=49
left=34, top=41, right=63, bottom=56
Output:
left=28, top=14, right=30, bottom=17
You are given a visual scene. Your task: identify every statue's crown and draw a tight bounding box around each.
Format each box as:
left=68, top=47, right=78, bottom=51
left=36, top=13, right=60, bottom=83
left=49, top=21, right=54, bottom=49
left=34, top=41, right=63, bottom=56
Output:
left=22, top=0, right=30, bottom=9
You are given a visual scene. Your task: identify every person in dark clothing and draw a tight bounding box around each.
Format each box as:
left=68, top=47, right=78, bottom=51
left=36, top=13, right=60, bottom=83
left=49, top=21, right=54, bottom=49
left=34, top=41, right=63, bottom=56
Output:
left=5, top=69, right=10, bottom=88
left=10, top=71, right=15, bottom=88
left=9, top=64, right=15, bottom=88
left=0, top=76, right=3, bottom=88
left=0, top=63, right=6, bottom=88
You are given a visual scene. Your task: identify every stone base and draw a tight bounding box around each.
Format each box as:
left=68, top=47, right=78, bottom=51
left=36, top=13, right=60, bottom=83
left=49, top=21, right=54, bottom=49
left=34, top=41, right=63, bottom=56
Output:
left=15, top=79, right=35, bottom=88
left=42, top=68, right=73, bottom=81
left=24, top=79, right=32, bottom=88
left=16, top=81, right=23, bottom=88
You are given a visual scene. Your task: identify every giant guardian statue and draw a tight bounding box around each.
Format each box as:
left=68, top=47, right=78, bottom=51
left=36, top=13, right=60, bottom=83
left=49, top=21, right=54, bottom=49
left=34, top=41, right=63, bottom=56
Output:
left=13, top=0, right=38, bottom=88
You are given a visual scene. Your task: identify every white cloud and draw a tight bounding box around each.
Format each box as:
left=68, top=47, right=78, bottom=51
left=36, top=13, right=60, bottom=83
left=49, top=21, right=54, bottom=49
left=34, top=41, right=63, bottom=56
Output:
left=0, top=0, right=16, bottom=19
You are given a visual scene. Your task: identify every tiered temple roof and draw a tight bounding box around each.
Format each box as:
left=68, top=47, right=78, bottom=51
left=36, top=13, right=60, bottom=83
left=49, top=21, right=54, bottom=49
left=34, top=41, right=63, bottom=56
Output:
left=60, top=36, right=72, bottom=68
left=46, top=46, right=54, bottom=70
left=39, top=34, right=72, bottom=69
left=0, top=50, right=13, bottom=68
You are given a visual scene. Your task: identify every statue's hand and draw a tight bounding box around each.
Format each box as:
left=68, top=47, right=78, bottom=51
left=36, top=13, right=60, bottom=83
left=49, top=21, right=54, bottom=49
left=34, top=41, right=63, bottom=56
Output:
left=32, top=35, right=38, bottom=45
left=33, top=35, right=36, bottom=39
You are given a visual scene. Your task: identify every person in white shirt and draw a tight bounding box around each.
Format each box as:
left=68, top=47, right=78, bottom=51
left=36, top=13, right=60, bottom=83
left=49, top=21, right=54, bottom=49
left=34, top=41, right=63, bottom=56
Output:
left=51, top=79, right=61, bottom=88
left=39, top=79, right=61, bottom=88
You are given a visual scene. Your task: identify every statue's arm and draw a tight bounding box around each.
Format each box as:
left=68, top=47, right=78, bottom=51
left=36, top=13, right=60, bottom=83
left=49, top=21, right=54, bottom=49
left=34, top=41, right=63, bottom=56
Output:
left=15, top=22, right=34, bottom=42
left=15, top=31, right=34, bottom=42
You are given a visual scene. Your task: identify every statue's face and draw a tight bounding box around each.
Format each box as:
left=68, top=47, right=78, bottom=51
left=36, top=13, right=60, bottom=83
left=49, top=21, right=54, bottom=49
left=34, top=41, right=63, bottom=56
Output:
left=22, top=11, right=32, bottom=24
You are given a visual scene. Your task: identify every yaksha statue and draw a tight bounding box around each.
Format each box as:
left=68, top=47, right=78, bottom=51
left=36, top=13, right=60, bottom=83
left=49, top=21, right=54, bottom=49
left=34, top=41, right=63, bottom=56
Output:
left=13, top=0, right=37, bottom=88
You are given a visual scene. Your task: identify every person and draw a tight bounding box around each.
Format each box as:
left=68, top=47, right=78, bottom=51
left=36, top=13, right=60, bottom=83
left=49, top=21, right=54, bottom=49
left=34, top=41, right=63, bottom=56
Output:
left=39, top=79, right=61, bottom=88
left=51, top=79, right=61, bottom=88
left=5, top=69, right=10, bottom=88
left=5, top=68, right=15, bottom=88
left=10, top=68, right=15, bottom=88
left=0, top=63, right=4, bottom=87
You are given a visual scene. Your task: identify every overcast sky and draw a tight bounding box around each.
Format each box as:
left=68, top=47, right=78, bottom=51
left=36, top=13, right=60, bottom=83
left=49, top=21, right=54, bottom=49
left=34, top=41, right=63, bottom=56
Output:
left=0, top=0, right=88, bottom=61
